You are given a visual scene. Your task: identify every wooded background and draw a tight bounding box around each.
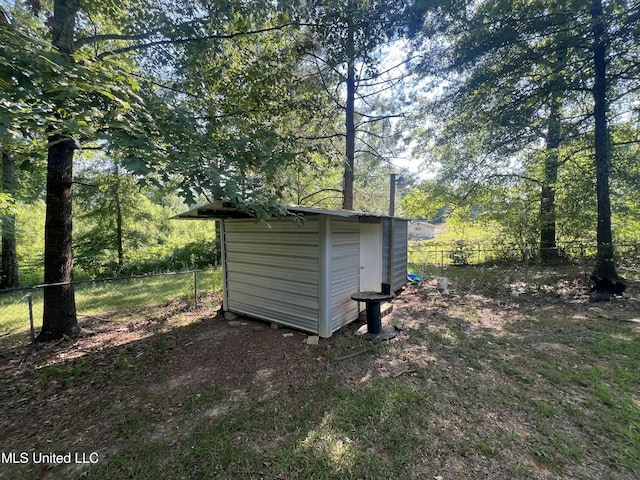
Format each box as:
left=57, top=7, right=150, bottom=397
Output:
left=1, top=0, right=638, bottom=339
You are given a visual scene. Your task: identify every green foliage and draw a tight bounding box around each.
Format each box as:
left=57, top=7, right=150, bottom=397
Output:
left=296, top=0, right=409, bottom=67
left=15, top=200, right=46, bottom=284
left=286, top=0, right=412, bottom=210
left=449, top=240, right=471, bottom=266
left=0, top=192, right=16, bottom=216
left=554, top=144, right=597, bottom=242
left=408, top=0, right=640, bottom=267
left=0, top=17, right=150, bottom=150
left=611, top=124, right=640, bottom=242
left=9, top=182, right=220, bottom=284
left=138, top=2, right=327, bottom=210
left=1, top=0, right=318, bottom=219
left=401, top=183, right=438, bottom=220
left=73, top=160, right=219, bottom=278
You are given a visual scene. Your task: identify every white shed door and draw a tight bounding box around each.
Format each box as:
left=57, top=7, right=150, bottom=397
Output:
left=359, top=223, right=382, bottom=292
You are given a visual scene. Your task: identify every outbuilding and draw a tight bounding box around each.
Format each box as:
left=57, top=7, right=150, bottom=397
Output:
left=174, top=201, right=408, bottom=337
left=408, top=220, right=436, bottom=240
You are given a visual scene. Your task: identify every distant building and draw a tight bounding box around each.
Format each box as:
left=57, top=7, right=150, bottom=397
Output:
left=408, top=220, right=435, bottom=240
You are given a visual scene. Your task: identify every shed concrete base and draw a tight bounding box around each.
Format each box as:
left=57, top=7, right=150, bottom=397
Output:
left=224, top=311, right=240, bottom=321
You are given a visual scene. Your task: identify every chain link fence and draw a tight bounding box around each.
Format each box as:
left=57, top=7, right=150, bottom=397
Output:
left=0, top=269, right=223, bottom=345
left=408, top=241, right=640, bottom=291
left=3, top=243, right=639, bottom=345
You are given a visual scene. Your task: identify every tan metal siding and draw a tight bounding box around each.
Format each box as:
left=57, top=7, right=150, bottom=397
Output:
left=382, top=218, right=408, bottom=291
left=382, top=218, right=390, bottom=284
left=392, top=219, right=408, bottom=291
left=330, top=219, right=360, bottom=332
left=223, top=218, right=320, bottom=333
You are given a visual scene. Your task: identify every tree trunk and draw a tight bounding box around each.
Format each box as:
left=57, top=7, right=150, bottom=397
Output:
left=38, top=0, right=80, bottom=341
left=539, top=95, right=561, bottom=264
left=342, top=13, right=356, bottom=211
left=590, top=0, right=619, bottom=283
left=1, top=150, right=19, bottom=288
left=39, top=134, right=79, bottom=340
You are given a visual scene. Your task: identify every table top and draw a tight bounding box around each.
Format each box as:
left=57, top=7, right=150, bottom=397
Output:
left=351, top=291, right=394, bottom=302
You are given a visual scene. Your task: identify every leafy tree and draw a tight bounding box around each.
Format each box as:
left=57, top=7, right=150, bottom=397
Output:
left=1, top=149, right=18, bottom=287
left=0, top=137, right=48, bottom=286
left=74, top=157, right=139, bottom=276
left=293, top=0, right=412, bottom=209
left=412, top=1, right=583, bottom=256
left=281, top=152, right=345, bottom=208
left=160, top=4, right=322, bottom=211
left=610, top=122, right=640, bottom=241
left=73, top=157, right=217, bottom=277
left=0, top=0, right=165, bottom=339
left=410, top=0, right=640, bottom=287
left=0, top=2, right=46, bottom=288
left=0, top=0, right=312, bottom=340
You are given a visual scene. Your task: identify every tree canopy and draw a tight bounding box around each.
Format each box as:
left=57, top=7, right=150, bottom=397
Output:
left=406, top=0, right=640, bottom=286
left=1, top=0, right=639, bottom=339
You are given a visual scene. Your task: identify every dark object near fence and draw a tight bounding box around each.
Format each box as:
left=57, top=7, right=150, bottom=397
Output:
left=589, top=275, right=626, bottom=302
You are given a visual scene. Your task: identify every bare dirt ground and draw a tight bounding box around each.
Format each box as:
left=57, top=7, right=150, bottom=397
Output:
left=1, top=276, right=639, bottom=479
left=0, top=294, right=318, bottom=478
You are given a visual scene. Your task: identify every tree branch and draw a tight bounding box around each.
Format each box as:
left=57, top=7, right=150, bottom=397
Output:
left=299, top=188, right=343, bottom=203
left=293, top=132, right=346, bottom=141
left=93, top=23, right=298, bottom=60
left=356, top=113, right=405, bottom=128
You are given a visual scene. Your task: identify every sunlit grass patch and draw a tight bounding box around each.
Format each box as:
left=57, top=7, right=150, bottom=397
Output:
left=0, top=269, right=222, bottom=347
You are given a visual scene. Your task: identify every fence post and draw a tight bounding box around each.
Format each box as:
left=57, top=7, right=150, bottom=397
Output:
left=193, top=270, right=198, bottom=309
left=28, top=291, right=35, bottom=343
left=440, top=250, right=445, bottom=277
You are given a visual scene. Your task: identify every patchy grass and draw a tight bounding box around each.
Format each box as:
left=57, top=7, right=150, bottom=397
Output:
left=0, top=268, right=639, bottom=479
left=0, top=269, right=221, bottom=347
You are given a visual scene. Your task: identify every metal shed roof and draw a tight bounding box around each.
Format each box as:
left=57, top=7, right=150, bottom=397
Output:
left=173, top=200, right=403, bottom=220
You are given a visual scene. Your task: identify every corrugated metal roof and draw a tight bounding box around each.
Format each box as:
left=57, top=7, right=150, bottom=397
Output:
left=171, top=200, right=252, bottom=219
left=173, top=200, right=405, bottom=220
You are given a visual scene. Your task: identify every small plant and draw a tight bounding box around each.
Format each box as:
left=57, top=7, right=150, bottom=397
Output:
left=449, top=240, right=472, bottom=265
left=121, top=411, right=147, bottom=438
left=529, top=445, right=554, bottom=463
left=71, top=358, right=92, bottom=378
left=36, top=363, right=67, bottom=384
left=622, top=418, right=640, bottom=470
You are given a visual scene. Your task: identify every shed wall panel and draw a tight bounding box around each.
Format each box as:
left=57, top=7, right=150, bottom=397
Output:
left=392, top=219, right=408, bottom=291
left=382, top=218, right=408, bottom=292
left=223, top=217, right=320, bottom=333
left=382, top=219, right=390, bottom=285
left=226, top=272, right=317, bottom=297
left=226, top=243, right=318, bottom=258
left=227, top=262, right=317, bottom=282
